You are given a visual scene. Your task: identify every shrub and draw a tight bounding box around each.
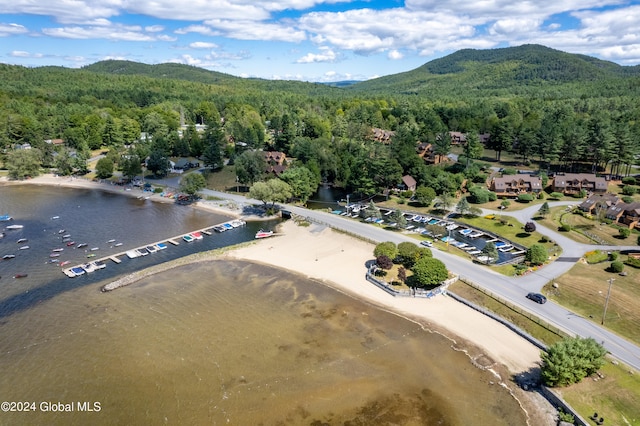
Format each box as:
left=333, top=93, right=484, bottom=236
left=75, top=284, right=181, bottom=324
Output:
left=468, top=186, right=490, bottom=204
left=609, top=252, right=618, bottom=261
left=397, top=242, right=420, bottom=267
left=549, top=192, right=564, bottom=200
left=622, top=176, right=637, bottom=185
left=502, top=167, right=516, bottom=175
left=376, top=255, right=394, bottom=270
left=487, top=191, right=497, bottom=201
left=500, top=199, right=511, bottom=209
left=537, top=192, right=545, bottom=199
left=400, top=190, right=413, bottom=198
left=586, top=250, right=609, bottom=264
left=622, top=185, right=637, bottom=196
left=517, top=193, right=534, bottom=203
left=541, top=337, right=607, bottom=387
left=625, top=257, right=640, bottom=268
left=622, top=196, right=634, bottom=203
left=559, top=223, right=571, bottom=232
left=618, top=227, right=631, bottom=239
left=610, top=261, right=625, bottom=273
left=524, top=221, right=536, bottom=233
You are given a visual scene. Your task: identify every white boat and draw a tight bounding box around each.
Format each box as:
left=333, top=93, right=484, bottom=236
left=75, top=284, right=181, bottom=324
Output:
left=51, top=216, right=60, bottom=220
left=90, top=247, right=99, bottom=251
left=114, top=242, right=123, bottom=247
left=0, top=215, right=13, bottom=221
left=255, top=229, right=274, bottom=239
left=126, top=250, right=140, bottom=259
left=183, top=234, right=195, bottom=242
left=6, top=224, right=23, bottom=230
left=17, top=238, right=28, bottom=243
left=19, top=245, right=29, bottom=250
left=52, top=248, right=64, bottom=252
left=82, top=263, right=97, bottom=273
left=3, top=254, right=16, bottom=259
left=77, top=243, right=88, bottom=248
left=107, top=239, right=116, bottom=243
left=146, top=245, right=158, bottom=253
left=230, top=219, right=245, bottom=228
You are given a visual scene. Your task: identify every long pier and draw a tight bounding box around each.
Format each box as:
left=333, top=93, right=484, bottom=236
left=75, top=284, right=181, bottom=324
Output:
left=62, top=219, right=246, bottom=278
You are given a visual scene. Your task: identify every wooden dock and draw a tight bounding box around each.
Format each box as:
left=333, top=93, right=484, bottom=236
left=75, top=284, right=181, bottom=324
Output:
left=62, top=219, right=246, bottom=278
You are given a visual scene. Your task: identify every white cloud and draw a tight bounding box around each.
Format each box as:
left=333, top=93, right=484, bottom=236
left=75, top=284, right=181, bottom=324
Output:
left=40, top=21, right=177, bottom=42
left=145, top=25, right=164, bottom=33
left=189, top=41, right=219, bottom=49
left=489, top=18, right=541, bottom=36
left=10, top=50, right=42, bottom=58
left=388, top=49, right=403, bottom=60
left=296, top=46, right=339, bottom=63
left=0, top=23, right=28, bottom=36
left=178, top=19, right=306, bottom=42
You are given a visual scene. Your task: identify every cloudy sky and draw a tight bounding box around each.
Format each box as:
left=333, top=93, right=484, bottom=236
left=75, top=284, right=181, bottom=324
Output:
left=1, top=1, right=639, bottom=82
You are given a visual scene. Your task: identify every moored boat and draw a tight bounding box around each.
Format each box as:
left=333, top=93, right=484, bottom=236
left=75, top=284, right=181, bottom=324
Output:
left=135, top=248, right=149, bottom=256
left=51, top=216, right=60, bottom=220
left=19, top=245, right=29, bottom=250
left=126, top=250, right=140, bottom=259
left=189, top=231, right=203, bottom=240
left=114, top=242, right=123, bottom=247
left=58, top=229, right=65, bottom=234
left=60, top=260, right=71, bottom=267
left=6, top=224, right=23, bottom=230
left=255, top=229, right=274, bottom=239
left=50, top=253, right=61, bottom=258
left=70, top=266, right=86, bottom=276
left=62, top=234, right=71, bottom=239
left=0, top=214, right=13, bottom=221
left=52, top=248, right=64, bottom=252
left=183, top=234, right=195, bottom=242
left=107, top=239, right=116, bottom=243
left=155, top=243, right=167, bottom=250
left=66, top=241, right=75, bottom=246
left=17, top=238, right=28, bottom=243
left=146, top=245, right=158, bottom=253
left=14, top=274, right=28, bottom=279
left=3, top=254, right=16, bottom=259
left=77, top=243, right=88, bottom=248
left=86, top=253, right=96, bottom=258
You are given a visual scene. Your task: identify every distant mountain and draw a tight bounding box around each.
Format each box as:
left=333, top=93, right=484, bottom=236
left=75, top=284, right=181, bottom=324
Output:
left=83, top=60, right=241, bottom=85
left=321, top=80, right=361, bottom=88
left=348, top=44, right=640, bottom=97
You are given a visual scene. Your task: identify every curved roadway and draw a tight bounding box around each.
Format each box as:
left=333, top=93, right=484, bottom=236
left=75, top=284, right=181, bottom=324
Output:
left=199, top=188, right=640, bottom=371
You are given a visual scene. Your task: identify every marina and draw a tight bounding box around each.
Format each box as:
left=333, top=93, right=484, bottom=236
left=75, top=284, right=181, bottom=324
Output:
left=61, top=220, right=247, bottom=278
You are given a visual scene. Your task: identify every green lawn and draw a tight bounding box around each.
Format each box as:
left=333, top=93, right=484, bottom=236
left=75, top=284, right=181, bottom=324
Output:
left=542, top=258, right=640, bottom=345
left=537, top=206, right=640, bottom=246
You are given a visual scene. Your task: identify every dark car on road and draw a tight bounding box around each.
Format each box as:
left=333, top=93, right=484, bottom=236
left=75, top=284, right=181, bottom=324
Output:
left=526, top=292, right=547, bottom=304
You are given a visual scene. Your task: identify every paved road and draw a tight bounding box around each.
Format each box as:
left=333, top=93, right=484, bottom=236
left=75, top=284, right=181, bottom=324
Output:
left=196, top=187, right=640, bottom=371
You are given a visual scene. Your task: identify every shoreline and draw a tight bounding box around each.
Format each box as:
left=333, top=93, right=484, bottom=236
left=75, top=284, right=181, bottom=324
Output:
left=2, top=174, right=556, bottom=422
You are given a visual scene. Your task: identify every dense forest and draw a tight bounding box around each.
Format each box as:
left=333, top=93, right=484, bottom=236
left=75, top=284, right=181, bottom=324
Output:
left=1, top=44, right=639, bottom=201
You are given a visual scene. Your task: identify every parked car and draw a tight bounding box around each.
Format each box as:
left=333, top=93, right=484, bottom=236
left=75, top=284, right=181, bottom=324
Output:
left=420, top=240, right=433, bottom=247
left=526, top=292, right=547, bottom=304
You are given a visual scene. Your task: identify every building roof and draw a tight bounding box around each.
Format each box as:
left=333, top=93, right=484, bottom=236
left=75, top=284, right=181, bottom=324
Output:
left=491, top=175, right=542, bottom=190
left=553, top=173, right=607, bottom=190
left=402, top=175, right=417, bottom=188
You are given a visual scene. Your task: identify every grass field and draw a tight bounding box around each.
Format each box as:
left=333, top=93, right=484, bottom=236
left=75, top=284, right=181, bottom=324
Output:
left=542, top=258, right=640, bottom=345
left=558, top=360, right=640, bottom=426
left=536, top=206, right=640, bottom=246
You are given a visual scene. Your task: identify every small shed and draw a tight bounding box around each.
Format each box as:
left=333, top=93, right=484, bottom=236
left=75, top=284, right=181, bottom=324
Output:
left=401, top=175, right=417, bottom=192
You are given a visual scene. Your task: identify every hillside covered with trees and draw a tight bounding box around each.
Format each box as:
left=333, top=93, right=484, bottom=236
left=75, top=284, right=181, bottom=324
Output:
left=1, top=44, right=639, bottom=200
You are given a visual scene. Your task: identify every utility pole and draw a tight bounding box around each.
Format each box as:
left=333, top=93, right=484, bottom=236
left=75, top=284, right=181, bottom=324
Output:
left=602, top=278, right=615, bottom=325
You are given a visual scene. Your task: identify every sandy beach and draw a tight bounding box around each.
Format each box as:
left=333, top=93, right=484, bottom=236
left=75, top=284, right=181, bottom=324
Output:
left=226, top=220, right=542, bottom=373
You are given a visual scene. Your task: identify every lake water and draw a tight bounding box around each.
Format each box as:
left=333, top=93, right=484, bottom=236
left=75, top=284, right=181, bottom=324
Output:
left=0, top=184, right=529, bottom=425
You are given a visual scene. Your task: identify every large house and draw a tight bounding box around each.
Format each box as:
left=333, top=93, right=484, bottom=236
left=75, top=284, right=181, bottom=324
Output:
left=605, top=202, right=640, bottom=229
left=552, top=173, right=607, bottom=195
left=416, top=142, right=447, bottom=164
left=578, top=193, right=621, bottom=215
left=489, top=175, right=542, bottom=197
left=370, top=128, right=395, bottom=144
left=263, top=151, right=288, bottom=176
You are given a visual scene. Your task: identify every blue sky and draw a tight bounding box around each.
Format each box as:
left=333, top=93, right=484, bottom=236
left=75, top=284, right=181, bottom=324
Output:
left=1, top=1, right=639, bottom=82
